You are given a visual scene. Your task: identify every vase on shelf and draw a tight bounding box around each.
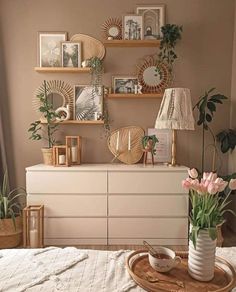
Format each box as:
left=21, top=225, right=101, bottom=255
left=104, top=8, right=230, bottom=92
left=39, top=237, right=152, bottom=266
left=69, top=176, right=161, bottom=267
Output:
left=188, top=227, right=216, bottom=282
left=41, top=148, right=53, bottom=165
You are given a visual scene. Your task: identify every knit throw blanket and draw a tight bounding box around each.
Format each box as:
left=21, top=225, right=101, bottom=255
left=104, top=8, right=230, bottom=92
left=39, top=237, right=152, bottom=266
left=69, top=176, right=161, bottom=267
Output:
left=0, top=247, right=235, bottom=292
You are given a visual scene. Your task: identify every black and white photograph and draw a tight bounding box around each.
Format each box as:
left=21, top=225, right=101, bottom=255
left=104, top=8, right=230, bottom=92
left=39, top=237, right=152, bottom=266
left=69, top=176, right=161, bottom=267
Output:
left=74, top=85, right=103, bottom=121
left=113, top=76, right=138, bottom=94
left=136, top=5, right=165, bottom=39
left=38, top=32, right=67, bottom=67
left=123, top=15, right=143, bottom=40
left=62, top=42, right=81, bottom=68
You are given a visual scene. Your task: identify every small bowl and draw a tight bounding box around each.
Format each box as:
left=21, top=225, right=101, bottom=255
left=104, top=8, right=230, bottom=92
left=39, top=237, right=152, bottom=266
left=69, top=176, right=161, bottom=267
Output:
left=148, top=246, right=181, bottom=273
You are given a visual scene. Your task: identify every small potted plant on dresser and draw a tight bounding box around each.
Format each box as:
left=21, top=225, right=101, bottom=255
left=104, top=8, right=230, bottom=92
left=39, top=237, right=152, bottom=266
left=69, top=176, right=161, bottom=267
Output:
left=28, top=81, right=58, bottom=165
left=0, top=170, right=26, bottom=248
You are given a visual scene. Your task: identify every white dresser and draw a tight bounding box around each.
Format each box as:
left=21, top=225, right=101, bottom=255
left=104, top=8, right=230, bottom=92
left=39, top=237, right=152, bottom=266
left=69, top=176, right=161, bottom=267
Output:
left=26, top=164, right=188, bottom=245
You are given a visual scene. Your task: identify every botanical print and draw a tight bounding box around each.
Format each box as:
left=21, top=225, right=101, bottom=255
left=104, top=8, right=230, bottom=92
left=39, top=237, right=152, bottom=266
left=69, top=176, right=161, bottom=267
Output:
left=39, top=32, right=67, bottom=67
left=74, top=86, right=103, bottom=121
left=136, top=5, right=165, bottom=39
left=113, top=77, right=138, bottom=94
left=123, top=15, right=143, bottom=40
left=62, top=42, right=81, bottom=67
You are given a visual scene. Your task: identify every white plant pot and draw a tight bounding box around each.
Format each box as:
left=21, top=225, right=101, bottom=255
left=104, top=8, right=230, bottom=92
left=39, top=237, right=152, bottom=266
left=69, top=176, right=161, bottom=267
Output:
left=188, top=228, right=216, bottom=281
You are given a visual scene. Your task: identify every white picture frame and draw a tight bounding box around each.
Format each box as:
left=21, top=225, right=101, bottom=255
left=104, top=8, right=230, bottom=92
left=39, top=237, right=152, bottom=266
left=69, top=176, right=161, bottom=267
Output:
left=147, top=128, right=172, bottom=163
left=123, top=14, right=143, bottom=40
left=136, top=5, right=165, bottom=39
left=61, top=41, right=81, bottom=68
left=38, top=32, right=67, bottom=67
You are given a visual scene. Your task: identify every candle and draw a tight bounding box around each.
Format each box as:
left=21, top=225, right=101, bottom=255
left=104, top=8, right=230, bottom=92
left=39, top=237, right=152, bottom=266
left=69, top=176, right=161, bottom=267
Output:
left=128, top=131, right=131, bottom=151
left=71, top=146, right=78, bottom=162
left=134, top=84, right=138, bottom=94
left=30, top=229, right=39, bottom=248
left=59, top=154, right=66, bottom=165
left=116, top=131, right=120, bottom=151
left=94, top=112, right=98, bottom=120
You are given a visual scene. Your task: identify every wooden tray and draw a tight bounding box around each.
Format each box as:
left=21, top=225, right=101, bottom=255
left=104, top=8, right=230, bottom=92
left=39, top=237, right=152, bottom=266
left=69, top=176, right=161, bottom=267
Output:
left=126, top=250, right=236, bottom=292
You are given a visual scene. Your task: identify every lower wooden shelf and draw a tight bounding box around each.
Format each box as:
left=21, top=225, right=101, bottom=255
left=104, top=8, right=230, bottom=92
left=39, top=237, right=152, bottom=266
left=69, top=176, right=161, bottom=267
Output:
left=40, top=120, right=104, bottom=125
left=106, top=93, right=163, bottom=99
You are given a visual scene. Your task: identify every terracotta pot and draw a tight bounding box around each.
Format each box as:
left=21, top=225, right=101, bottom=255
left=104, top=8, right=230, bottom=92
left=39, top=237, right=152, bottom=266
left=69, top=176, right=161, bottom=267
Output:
left=41, top=147, right=53, bottom=165
left=0, top=216, right=22, bottom=248
left=188, top=228, right=216, bottom=281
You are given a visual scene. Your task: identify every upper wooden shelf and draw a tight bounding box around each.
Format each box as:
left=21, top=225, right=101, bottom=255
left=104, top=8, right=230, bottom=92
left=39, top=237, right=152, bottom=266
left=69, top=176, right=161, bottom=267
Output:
left=40, top=120, right=104, bottom=125
left=103, top=40, right=161, bottom=47
left=106, top=93, right=163, bottom=99
left=34, top=67, right=90, bottom=73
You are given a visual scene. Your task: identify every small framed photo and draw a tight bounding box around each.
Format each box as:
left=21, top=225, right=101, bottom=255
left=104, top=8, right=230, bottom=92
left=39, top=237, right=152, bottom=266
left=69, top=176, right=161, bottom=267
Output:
left=74, top=85, right=103, bottom=121
left=136, top=5, right=165, bottom=39
left=38, top=32, right=67, bottom=67
left=123, top=15, right=143, bottom=40
left=147, top=128, right=172, bottom=163
left=112, top=76, right=138, bottom=94
left=61, top=42, right=81, bottom=68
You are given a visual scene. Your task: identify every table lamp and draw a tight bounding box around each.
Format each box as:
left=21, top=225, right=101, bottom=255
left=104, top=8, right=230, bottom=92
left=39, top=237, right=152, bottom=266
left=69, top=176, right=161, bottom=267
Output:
left=155, top=88, right=195, bottom=166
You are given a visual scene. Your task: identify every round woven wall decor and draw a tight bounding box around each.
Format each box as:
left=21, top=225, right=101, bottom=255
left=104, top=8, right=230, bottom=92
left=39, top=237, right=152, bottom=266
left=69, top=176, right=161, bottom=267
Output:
left=33, top=80, right=74, bottom=119
left=137, top=55, right=171, bottom=93
left=101, top=17, right=122, bottom=40
left=108, top=126, right=144, bottom=165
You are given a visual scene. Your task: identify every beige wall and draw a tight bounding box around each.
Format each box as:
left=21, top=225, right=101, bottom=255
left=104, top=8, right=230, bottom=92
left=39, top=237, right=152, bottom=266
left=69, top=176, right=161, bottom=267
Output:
left=0, top=0, right=235, bottom=187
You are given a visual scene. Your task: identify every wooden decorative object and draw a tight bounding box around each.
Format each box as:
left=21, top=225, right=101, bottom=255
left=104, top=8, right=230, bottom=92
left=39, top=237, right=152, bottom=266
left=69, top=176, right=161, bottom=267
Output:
left=126, top=250, right=236, bottom=292
left=107, top=126, right=144, bottom=165
left=101, top=18, right=122, bottom=40
left=53, top=145, right=69, bottom=166
left=137, top=55, right=171, bottom=93
left=66, top=136, right=82, bottom=165
left=33, top=80, right=74, bottom=119
left=23, top=205, right=44, bottom=248
left=142, top=140, right=155, bottom=166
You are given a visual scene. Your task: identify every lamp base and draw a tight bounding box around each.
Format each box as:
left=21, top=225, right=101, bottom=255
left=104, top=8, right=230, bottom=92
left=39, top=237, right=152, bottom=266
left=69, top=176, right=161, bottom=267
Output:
left=171, top=129, right=177, bottom=167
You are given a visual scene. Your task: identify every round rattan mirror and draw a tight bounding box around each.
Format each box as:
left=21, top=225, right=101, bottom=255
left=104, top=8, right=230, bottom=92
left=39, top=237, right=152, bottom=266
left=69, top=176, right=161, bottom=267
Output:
left=101, top=18, right=122, bottom=40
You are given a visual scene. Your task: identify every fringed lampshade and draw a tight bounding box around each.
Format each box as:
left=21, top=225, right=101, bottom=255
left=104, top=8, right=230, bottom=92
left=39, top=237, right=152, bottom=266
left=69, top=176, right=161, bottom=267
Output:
left=155, top=88, right=195, bottom=165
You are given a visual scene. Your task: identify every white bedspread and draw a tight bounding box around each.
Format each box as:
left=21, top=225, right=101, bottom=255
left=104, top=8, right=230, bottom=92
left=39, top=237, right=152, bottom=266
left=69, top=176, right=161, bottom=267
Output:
left=0, top=247, right=235, bottom=292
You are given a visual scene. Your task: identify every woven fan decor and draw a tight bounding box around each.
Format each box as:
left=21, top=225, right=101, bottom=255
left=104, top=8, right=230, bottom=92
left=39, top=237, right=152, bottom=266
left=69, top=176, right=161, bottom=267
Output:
left=108, top=126, right=144, bottom=164
left=70, top=34, right=106, bottom=60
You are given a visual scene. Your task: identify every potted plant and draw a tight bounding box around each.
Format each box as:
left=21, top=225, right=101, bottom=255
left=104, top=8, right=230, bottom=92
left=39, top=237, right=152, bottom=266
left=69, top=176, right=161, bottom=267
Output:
left=182, top=168, right=236, bottom=281
left=217, top=129, right=236, bottom=153
left=28, top=80, right=58, bottom=165
left=142, top=135, right=159, bottom=154
left=0, top=170, right=26, bottom=248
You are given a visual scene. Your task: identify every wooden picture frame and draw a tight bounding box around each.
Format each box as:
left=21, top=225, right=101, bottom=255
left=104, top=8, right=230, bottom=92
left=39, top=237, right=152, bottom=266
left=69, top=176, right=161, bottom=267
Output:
left=136, top=4, right=165, bottom=39
left=61, top=41, right=81, bottom=68
left=123, top=14, right=143, bottom=40
left=74, top=85, right=103, bottom=121
left=112, top=76, right=138, bottom=94
left=147, top=128, right=172, bottom=163
left=38, top=31, right=67, bottom=67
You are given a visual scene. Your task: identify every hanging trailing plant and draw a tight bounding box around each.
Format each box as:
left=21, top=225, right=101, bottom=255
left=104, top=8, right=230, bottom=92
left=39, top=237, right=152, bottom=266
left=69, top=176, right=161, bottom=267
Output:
left=88, top=56, right=104, bottom=90
left=158, top=24, right=183, bottom=73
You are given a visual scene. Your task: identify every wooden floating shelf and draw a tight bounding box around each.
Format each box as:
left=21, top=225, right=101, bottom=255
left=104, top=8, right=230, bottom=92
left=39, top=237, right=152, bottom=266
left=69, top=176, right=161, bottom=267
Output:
left=106, top=93, right=163, bottom=99
left=103, top=39, right=161, bottom=47
left=34, top=67, right=91, bottom=73
left=40, top=120, right=104, bottom=125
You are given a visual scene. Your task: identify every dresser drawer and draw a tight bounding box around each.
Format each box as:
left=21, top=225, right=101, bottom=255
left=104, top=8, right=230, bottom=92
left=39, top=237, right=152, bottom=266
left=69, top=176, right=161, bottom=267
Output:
left=108, top=171, right=187, bottom=194
left=28, top=194, right=107, bottom=217
left=108, top=218, right=188, bottom=239
left=109, top=194, right=188, bottom=216
left=45, top=218, right=107, bottom=238
left=26, top=171, right=107, bottom=193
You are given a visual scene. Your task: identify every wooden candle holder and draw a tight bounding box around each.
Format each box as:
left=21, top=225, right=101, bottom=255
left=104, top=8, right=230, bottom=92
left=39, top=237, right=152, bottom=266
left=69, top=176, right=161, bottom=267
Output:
left=66, top=136, right=82, bottom=165
left=53, top=145, right=69, bottom=166
left=23, top=205, right=44, bottom=248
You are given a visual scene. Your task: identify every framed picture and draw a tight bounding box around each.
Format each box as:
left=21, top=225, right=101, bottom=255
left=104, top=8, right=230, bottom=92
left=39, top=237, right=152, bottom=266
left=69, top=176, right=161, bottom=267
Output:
left=112, top=76, right=138, bottom=94
left=61, top=42, right=81, bottom=68
left=136, top=5, right=165, bottom=39
left=38, top=32, right=67, bottom=67
left=74, top=85, right=103, bottom=121
left=123, top=15, right=143, bottom=40
left=147, top=128, right=172, bottom=163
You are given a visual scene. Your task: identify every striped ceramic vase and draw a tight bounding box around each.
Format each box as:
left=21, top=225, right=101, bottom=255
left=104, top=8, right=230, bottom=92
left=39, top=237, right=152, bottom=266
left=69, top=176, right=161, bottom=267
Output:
left=188, top=228, right=216, bottom=281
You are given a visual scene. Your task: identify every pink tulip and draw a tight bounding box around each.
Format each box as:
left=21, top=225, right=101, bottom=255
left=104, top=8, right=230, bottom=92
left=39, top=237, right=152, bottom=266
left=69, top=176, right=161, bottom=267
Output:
left=229, top=179, right=236, bottom=190
left=203, top=172, right=217, bottom=182
left=214, top=178, right=228, bottom=192
left=188, top=168, right=198, bottom=179
left=182, top=178, right=192, bottom=190
left=207, top=182, right=219, bottom=195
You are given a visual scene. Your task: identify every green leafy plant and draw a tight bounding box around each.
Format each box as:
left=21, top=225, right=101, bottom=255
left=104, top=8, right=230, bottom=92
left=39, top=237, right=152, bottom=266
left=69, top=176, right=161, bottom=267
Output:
left=88, top=57, right=104, bottom=89
left=142, top=135, right=159, bottom=155
left=193, top=88, right=227, bottom=173
left=28, top=80, right=58, bottom=148
left=0, top=170, right=26, bottom=227
left=217, top=129, right=236, bottom=153
left=183, top=168, right=236, bottom=248
left=158, top=24, right=183, bottom=72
